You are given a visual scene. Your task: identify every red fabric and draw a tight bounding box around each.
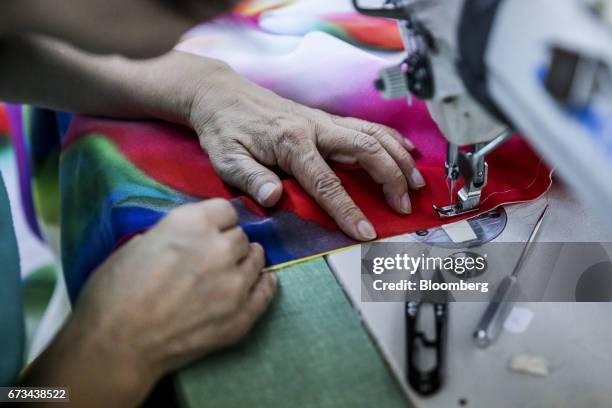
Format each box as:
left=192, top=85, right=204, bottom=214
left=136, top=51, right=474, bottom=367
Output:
left=65, top=117, right=551, bottom=238
left=0, top=104, right=9, bottom=137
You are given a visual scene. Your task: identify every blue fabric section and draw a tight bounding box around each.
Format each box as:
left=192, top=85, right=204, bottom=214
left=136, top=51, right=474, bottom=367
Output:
left=0, top=175, right=24, bottom=386
left=65, top=205, right=166, bottom=302
left=55, top=112, right=73, bottom=145
left=241, top=218, right=292, bottom=265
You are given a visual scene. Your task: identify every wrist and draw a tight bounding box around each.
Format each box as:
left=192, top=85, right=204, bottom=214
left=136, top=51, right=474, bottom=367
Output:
left=20, top=313, right=160, bottom=407
left=184, top=56, right=239, bottom=135
left=137, top=51, right=234, bottom=128
left=61, top=316, right=159, bottom=404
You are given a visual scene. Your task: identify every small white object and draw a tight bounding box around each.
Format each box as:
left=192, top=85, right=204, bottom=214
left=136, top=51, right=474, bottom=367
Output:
left=510, top=353, right=550, bottom=377
left=442, top=220, right=477, bottom=243
left=504, top=306, right=534, bottom=334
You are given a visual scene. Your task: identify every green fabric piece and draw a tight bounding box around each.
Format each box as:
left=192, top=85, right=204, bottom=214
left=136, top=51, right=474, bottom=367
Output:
left=175, top=258, right=408, bottom=408
left=23, top=264, right=57, bottom=351
left=61, top=135, right=185, bottom=262
left=32, top=146, right=61, bottom=226
left=0, top=174, right=24, bottom=386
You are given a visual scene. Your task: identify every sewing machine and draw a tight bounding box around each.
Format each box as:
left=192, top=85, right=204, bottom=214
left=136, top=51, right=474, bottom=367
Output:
left=354, top=0, right=612, bottom=221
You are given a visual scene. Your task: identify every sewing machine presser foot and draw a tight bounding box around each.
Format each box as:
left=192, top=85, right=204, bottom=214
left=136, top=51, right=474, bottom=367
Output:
left=433, top=204, right=480, bottom=219
left=433, top=129, right=513, bottom=220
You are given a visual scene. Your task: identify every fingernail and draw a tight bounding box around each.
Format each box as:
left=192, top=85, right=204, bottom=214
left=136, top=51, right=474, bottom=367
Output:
left=330, top=154, right=357, bottom=164
left=402, top=138, right=415, bottom=150
left=410, top=168, right=426, bottom=188
left=357, top=220, right=377, bottom=241
left=400, top=193, right=412, bottom=214
left=257, top=182, right=277, bottom=204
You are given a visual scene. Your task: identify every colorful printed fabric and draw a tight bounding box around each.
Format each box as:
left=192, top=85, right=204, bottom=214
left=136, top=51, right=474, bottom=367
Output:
left=9, top=1, right=550, bottom=300
left=5, top=105, right=68, bottom=245
left=229, top=0, right=404, bottom=50
left=0, top=104, right=11, bottom=150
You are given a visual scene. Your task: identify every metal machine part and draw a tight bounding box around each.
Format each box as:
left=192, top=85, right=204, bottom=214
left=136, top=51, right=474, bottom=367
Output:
left=354, top=0, right=507, bottom=147
left=353, top=0, right=510, bottom=218
left=445, top=142, right=460, bottom=203
left=433, top=129, right=512, bottom=218
left=482, top=0, right=612, bottom=231
left=368, top=1, right=438, bottom=103
left=413, top=207, right=507, bottom=248
left=355, top=0, right=612, bottom=229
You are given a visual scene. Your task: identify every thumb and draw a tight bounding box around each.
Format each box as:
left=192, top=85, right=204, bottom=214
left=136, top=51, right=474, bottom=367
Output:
left=209, top=147, right=283, bottom=207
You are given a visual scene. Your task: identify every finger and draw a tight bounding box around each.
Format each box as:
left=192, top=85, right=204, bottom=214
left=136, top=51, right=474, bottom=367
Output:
left=236, top=243, right=266, bottom=291
left=328, top=153, right=358, bottom=165
left=317, top=127, right=412, bottom=215
left=332, top=115, right=415, bottom=151
left=162, top=199, right=237, bottom=233
left=208, top=145, right=283, bottom=207
left=378, top=134, right=425, bottom=191
left=279, top=139, right=377, bottom=241
left=223, top=227, right=251, bottom=262
left=358, top=123, right=425, bottom=190
left=242, top=272, right=277, bottom=323
left=200, top=198, right=239, bottom=230
left=219, top=271, right=277, bottom=347
left=332, top=117, right=425, bottom=190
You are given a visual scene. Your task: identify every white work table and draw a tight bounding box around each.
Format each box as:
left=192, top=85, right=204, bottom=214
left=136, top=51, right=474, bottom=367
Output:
left=327, top=182, right=612, bottom=408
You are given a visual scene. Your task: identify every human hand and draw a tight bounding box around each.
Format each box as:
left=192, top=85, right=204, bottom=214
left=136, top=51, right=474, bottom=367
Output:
left=61, top=199, right=276, bottom=402
left=188, top=62, right=426, bottom=241
left=6, top=41, right=423, bottom=243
